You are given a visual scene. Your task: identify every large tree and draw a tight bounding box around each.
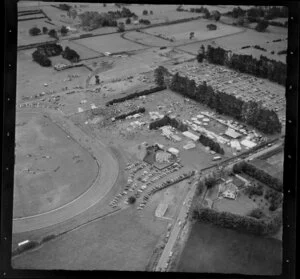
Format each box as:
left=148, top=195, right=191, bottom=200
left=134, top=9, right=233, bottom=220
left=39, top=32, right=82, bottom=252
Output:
left=29, top=27, right=41, bottom=36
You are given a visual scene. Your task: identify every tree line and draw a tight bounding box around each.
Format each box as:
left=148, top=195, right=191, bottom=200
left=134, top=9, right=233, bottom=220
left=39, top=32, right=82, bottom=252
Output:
left=32, top=43, right=80, bottom=66
left=199, top=134, right=224, bottom=154
left=79, top=7, right=136, bottom=30
left=226, top=6, right=288, bottom=29
left=192, top=206, right=282, bottom=236
left=149, top=115, right=188, bottom=132
left=232, top=161, right=283, bottom=192
left=32, top=43, right=63, bottom=67
left=106, top=85, right=166, bottom=106
left=114, top=107, right=146, bottom=121
left=154, top=67, right=282, bottom=135
left=203, top=45, right=286, bottom=86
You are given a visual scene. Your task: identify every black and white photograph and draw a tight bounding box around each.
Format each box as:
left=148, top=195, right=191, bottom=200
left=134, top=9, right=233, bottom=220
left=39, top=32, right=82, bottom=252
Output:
left=1, top=1, right=298, bottom=277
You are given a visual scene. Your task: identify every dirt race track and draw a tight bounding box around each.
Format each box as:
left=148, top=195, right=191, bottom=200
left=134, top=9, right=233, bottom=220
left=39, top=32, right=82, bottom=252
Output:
left=13, top=111, right=119, bottom=233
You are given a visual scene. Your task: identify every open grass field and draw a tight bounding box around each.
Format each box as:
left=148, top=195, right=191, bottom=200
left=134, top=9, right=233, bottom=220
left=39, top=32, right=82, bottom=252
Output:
left=177, top=26, right=287, bottom=63
left=75, top=33, right=147, bottom=54
left=18, top=19, right=56, bottom=46
left=59, top=40, right=103, bottom=60
left=14, top=112, right=98, bottom=218
left=213, top=193, right=257, bottom=216
left=145, top=19, right=243, bottom=43
left=12, top=206, right=168, bottom=270
left=17, top=50, right=91, bottom=102
left=176, top=222, right=282, bottom=275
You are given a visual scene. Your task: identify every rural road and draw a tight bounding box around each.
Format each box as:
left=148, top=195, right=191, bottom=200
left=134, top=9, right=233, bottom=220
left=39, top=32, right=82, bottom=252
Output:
left=155, top=174, right=199, bottom=271
left=13, top=111, right=119, bottom=233
left=155, top=141, right=283, bottom=271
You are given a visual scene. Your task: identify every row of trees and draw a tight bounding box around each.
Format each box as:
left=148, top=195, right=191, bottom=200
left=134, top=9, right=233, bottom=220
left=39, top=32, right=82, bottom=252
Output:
left=32, top=50, right=52, bottom=67
left=62, top=46, right=80, bottom=62
left=265, top=188, right=283, bottom=211
left=139, top=19, right=151, bottom=25
left=32, top=44, right=80, bottom=66
left=226, top=6, right=288, bottom=21
left=192, top=206, right=282, bottom=236
left=149, top=115, right=188, bottom=132
left=199, top=134, right=224, bottom=154
left=32, top=43, right=63, bottom=67
left=203, top=45, right=286, bottom=86
left=106, top=85, right=166, bottom=106
left=114, top=107, right=145, bottom=121
left=142, top=10, right=153, bottom=15
left=29, top=26, right=60, bottom=39
left=79, top=7, right=136, bottom=30
left=176, top=5, right=221, bottom=21
left=232, top=161, right=283, bottom=192
left=156, top=67, right=282, bottom=134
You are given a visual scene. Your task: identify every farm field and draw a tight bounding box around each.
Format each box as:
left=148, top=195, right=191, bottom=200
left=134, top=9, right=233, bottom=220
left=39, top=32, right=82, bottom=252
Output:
left=145, top=19, right=243, bottom=44
left=59, top=40, right=103, bottom=60
left=17, top=49, right=91, bottom=102
left=14, top=112, right=98, bottom=218
left=18, top=19, right=56, bottom=46
left=213, top=193, right=256, bottom=215
left=13, top=3, right=286, bottom=273
left=12, top=206, right=168, bottom=270
left=177, top=27, right=287, bottom=63
left=176, top=222, right=282, bottom=275
left=75, top=33, right=147, bottom=54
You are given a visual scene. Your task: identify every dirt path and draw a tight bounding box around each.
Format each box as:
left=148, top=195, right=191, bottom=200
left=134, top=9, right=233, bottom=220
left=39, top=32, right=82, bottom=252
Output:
left=13, top=110, right=119, bottom=233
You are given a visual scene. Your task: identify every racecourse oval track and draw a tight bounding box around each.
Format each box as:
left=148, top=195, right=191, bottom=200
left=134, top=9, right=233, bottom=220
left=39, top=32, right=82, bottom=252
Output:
left=13, top=111, right=119, bottom=234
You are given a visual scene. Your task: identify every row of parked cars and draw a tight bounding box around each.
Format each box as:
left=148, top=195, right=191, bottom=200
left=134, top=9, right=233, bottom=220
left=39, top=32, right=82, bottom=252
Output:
left=137, top=163, right=186, bottom=210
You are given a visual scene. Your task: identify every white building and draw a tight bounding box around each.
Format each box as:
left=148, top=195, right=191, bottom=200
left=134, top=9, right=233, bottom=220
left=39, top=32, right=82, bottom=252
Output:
left=241, top=139, right=257, bottom=148
left=225, top=128, right=242, bottom=139
left=183, top=141, right=196, bottom=150
left=182, top=131, right=199, bottom=142
left=168, top=147, right=179, bottom=156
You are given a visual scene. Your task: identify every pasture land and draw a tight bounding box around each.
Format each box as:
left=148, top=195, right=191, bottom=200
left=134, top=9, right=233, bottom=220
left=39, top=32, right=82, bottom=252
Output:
left=17, top=50, right=91, bottom=102
left=12, top=206, right=168, bottom=270
left=59, top=40, right=103, bottom=60
left=14, top=112, right=98, bottom=218
left=145, top=19, right=243, bottom=44
left=74, top=33, right=147, bottom=54
left=176, top=222, right=282, bottom=275
left=177, top=27, right=287, bottom=63
left=18, top=19, right=56, bottom=46
left=213, top=194, right=257, bottom=216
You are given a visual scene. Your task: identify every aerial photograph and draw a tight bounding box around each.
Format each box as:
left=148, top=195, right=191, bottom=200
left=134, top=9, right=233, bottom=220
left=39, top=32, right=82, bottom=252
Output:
left=12, top=1, right=286, bottom=274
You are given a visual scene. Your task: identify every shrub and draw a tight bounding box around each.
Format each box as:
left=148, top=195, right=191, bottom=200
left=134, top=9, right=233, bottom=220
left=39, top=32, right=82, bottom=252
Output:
left=248, top=208, right=265, bottom=219
left=62, top=46, right=80, bottom=62
left=117, top=22, right=125, bottom=32
left=125, top=17, right=131, bottom=24
left=142, top=10, right=148, bottom=15
left=42, top=26, right=48, bottom=34
left=207, top=24, right=217, bottom=30
left=60, top=25, right=69, bottom=36
left=41, top=234, right=56, bottom=243
left=48, top=29, right=58, bottom=39
left=139, top=19, right=151, bottom=25
left=29, top=27, right=41, bottom=36
left=255, top=20, right=269, bottom=32
left=128, top=196, right=136, bottom=204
